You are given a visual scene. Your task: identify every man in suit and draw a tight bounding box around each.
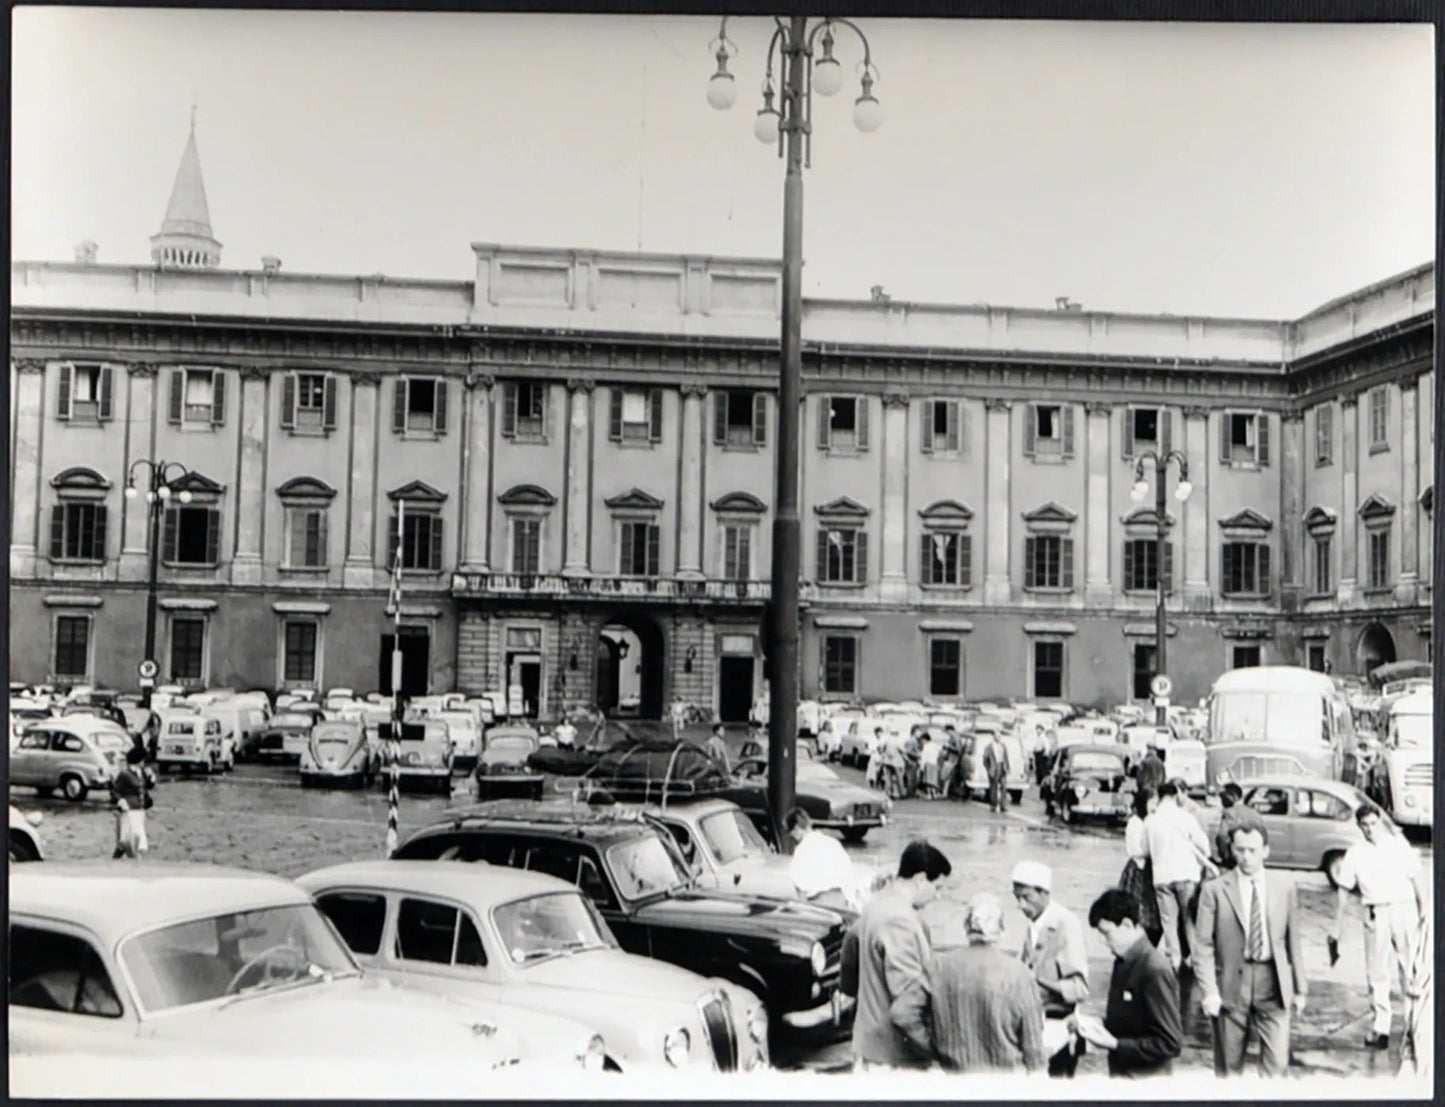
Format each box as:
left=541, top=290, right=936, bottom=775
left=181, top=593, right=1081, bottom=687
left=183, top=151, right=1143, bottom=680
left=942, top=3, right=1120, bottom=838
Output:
left=1194, top=824, right=1307, bottom=1076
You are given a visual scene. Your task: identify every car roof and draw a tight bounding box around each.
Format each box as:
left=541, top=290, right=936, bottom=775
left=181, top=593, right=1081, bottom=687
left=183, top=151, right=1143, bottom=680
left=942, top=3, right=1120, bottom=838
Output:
left=297, top=859, right=577, bottom=902
left=10, top=862, right=309, bottom=939
left=411, top=800, right=650, bottom=844
left=1238, top=776, right=1363, bottom=799
left=38, top=714, right=130, bottom=737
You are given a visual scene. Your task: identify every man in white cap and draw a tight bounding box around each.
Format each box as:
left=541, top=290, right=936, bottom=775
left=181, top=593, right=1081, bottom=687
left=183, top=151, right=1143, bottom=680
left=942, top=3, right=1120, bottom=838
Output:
left=1012, top=860, right=1090, bottom=1077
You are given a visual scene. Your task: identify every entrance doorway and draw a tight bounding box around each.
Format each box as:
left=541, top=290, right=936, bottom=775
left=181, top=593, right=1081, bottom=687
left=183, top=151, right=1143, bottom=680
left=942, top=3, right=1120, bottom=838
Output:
left=718, top=656, right=755, bottom=723
left=379, top=626, right=430, bottom=697
left=596, top=615, right=665, bottom=719
left=1355, top=623, right=1397, bottom=677
left=1131, top=644, right=1157, bottom=701
left=505, top=653, right=542, bottom=719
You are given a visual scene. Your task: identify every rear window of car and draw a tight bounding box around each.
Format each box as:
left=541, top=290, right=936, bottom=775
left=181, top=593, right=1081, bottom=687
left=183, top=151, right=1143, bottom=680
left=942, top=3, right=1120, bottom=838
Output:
left=316, top=891, right=387, bottom=955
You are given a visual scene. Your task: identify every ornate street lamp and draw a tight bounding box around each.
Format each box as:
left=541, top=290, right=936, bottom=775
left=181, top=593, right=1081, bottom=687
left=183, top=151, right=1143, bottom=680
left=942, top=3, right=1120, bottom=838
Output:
left=1131, top=451, right=1192, bottom=726
left=124, top=459, right=199, bottom=709
left=708, top=15, right=881, bottom=850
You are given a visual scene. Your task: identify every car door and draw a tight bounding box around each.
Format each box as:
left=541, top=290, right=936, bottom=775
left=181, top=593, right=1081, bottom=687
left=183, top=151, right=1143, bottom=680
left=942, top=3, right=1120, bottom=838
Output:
left=8, top=919, right=130, bottom=1054
left=1241, top=785, right=1296, bottom=865
left=10, top=729, right=51, bottom=785
left=1292, top=787, right=1353, bottom=870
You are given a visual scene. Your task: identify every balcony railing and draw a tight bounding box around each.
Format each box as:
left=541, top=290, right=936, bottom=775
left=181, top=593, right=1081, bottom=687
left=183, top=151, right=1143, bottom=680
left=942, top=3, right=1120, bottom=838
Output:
left=450, top=571, right=771, bottom=604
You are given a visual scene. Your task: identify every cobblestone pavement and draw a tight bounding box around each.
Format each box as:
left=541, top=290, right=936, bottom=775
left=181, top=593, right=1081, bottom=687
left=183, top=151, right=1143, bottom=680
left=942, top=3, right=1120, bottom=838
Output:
left=11, top=762, right=1431, bottom=1084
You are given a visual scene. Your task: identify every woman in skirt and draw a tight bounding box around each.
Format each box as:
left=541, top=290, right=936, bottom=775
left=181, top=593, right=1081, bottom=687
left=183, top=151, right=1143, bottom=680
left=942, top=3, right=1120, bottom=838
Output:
left=1118, top=785, right=1162, bottom=946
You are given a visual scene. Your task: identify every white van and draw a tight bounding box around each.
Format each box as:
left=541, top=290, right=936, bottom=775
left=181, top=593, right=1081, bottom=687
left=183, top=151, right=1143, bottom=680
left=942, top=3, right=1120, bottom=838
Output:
left=1366, top=689, right=1432, bottom=828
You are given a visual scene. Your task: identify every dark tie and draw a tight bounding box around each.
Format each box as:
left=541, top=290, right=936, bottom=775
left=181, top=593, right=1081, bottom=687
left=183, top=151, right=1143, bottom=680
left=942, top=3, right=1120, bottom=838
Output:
left=1248, top=880, right=1265, bottom=961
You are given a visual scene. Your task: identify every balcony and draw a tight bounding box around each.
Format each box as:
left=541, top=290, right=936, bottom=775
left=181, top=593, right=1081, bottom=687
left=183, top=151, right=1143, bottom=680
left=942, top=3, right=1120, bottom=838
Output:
left=450, top=571, right=770, bottom=605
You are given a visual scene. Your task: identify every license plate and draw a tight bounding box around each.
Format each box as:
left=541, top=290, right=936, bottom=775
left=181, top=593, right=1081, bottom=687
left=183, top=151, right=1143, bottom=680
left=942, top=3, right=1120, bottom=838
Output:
left=168, top=744, right=186, bottom=754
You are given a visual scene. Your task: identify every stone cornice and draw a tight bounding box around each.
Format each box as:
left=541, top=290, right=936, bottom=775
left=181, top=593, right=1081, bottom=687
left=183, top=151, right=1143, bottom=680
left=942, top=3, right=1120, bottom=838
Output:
left=566, top=376, right=596, bottom=393
left=984, top=397, right=1011, bottom=413
left=125, top=362, right=159, bottom=379
left=1182, top=405, right=1210, bottom=419
left=15, top=359, right=47, bottom=374
left=681, top=382, right=709, bottom=398
left=882, top=391, right=910, bottom=409
left=239, top=365, right=270, bottom=381
left=1084, top=401, right=1112, bottom=415
left=350, top=371, right=382, bottom=386
left=464, top=371, right=496, bottom=391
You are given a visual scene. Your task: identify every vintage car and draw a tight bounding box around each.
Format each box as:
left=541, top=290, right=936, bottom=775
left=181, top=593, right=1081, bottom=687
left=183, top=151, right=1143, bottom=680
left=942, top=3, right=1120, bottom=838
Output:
left=250, top=711, right=317, bottom=763
left=961, top=721, right=1029, bottom=805
left=475, top=725, right=545, bottom=801
left=9, top=715, right=131, bottom=801
left=392, top=801, right=854, bottom=1035
left=299, top=860, right=769, bottom=1072
left=526, top=717, right=635, bottom=777
left=638, top=797, right=800, bottom=900
left=299, top=719, right=379, bottom=789
left=836, top=716, right=881, bottom=769
left=7, top=862, right=611, bottom=1081
left=437, top=710, right=484, bottom=773
left=724, top=756, right=892, bottom=845
left=1042, top=744, right=1134, bottom=824
left=9, top=805, right=45, bottom=861
left=1366, top=688, right=1433, bottom=828
left=155, top=711, right=234, bottom=775
left=395, top=717, right=455, bottom=794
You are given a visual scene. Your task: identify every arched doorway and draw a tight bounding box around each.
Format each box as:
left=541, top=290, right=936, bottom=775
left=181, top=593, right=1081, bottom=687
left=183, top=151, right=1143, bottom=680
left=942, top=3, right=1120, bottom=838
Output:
left=1355, top=623, right=1397, bottom=677
left=596, top=613, right=666, bottom=720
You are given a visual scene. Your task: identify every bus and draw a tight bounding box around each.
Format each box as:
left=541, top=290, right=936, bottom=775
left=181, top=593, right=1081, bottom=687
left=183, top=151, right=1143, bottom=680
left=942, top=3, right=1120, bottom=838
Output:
left=1365, top=687, right=1433, bottom=828
left=1204, top=666, right=1358, bottom=788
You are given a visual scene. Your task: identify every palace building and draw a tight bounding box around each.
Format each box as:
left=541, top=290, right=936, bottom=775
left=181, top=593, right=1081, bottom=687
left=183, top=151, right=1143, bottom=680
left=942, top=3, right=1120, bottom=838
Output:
left=8, top=124, right=1436, bottom=719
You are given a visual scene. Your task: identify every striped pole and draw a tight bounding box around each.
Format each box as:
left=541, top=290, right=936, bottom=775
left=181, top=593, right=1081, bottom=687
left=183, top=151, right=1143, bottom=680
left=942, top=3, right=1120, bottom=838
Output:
left=384, top=502, right=404, bottom=856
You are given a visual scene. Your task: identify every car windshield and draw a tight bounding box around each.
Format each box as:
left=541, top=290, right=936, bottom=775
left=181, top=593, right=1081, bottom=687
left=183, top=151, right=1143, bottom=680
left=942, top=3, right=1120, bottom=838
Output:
left=492, top=892, right=615, bottom=964
left=119, top=904, right=358, bottom=1013
left=606, top=834, right=689, bottom=899
left=486, top=737, right=535, bottom=758
left=1391, top=716, right=1431, bottom=749
left=1071, top=751, right=1125, bottom=773
left=698, top=808, right=770, bottom=865
left=1209, top=693, right=1329, bottom=746
left=91, top=732, right=131, bottom=753
left=312, top=727, right=356, bottom=747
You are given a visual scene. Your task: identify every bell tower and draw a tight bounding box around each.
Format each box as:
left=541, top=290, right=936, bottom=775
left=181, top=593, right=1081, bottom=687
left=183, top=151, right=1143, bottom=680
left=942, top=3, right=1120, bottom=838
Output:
left=150, top=108, right=222, bottom=269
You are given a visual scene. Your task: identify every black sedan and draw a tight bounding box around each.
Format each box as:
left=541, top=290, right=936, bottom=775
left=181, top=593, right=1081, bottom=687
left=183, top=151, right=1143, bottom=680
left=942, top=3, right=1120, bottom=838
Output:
left=1041, top=744, right=1135, bottom=824
left=721, top=755, right=892, bottom=845
left=474, top=724, right=545, bottom=800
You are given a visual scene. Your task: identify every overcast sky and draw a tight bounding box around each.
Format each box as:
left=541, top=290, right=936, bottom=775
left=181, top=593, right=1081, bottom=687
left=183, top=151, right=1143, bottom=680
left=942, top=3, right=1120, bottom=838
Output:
left=10, top=9, right=1435, bottom=319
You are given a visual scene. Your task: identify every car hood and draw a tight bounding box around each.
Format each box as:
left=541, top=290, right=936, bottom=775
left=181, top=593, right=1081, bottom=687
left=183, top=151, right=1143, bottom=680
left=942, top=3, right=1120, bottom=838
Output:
left=518, top=945, right=717, bottom=1000
left=636, top=886, right=842, bottom=937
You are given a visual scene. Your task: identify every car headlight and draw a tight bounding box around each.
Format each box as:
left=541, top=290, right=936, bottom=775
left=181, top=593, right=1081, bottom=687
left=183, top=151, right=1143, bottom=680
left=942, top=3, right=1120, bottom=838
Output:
left=1404, top=794, right=1417, bottom=807
left=746, top=1003, right=767, bottom=1045
left=809, top=940, right=827, bottom=976
left=577, top=1033, right=607, bottom=1071
left=663, top=1027, right=690, bottom=1068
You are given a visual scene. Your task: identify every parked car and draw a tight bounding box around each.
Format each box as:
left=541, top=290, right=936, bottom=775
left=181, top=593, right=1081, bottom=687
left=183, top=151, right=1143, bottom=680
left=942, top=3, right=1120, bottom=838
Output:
left=437, top=710, right=483, bottom=773
left=1366, top=687, right=1433, bottom=829
left=640, top=797, right=799, bottom=900
left=962, top=722, right=1029, bottom=805
left=475, top=725, right=545, bottom=801
left=395, top=717, right=454, bottom=794
left=7, top=862, right=606, bottom=1077
left=155, top=711, right=234, bottom=775
left=300, top=719, right=379, bottom=789
left=251, top=711, right=316, bottom=763
left=299, top=860, right=768, bottom=1072
left=836, top=717, right=880, bottom=769
left=9, top=715, right=131, bottom=801
left=9, top=805, right=45, bottom=861
left=1042, top=744, right=1134, bottom=824
left=392, top=800, right=854, bottom=1035
left=59, top=701, right=134, bottom=735
left=724, top=756, right=892, bottom=845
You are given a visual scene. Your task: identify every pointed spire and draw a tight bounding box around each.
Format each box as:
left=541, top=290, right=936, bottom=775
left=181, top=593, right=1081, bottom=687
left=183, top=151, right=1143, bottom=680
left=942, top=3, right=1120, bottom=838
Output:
left=151, top=109, right=222, bottom=269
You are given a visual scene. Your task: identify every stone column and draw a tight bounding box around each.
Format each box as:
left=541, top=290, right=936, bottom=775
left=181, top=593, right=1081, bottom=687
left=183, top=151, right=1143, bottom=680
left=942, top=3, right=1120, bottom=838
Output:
left=879, top=393, right=910, bottom=602
left=983, top=398, right=1012, bottom=605
left=1396, top=377, right=1420, bottom=604
left=1338, top=393, right=1359, bottom=604
left=459, top=371, right=495, bottom=572
left=1084, top=401, right=1112, bottom=604
left=119, top=363, right=159, bottom=581
left=230, top=367, right=269, bottom=585
left=343, top=373, right=381, bottom=589
left=9, top=359, right=47, bottom=578
left=676, top=384, right=706, bottom=579
left=1279, top=411, right=1305, bottom=610
left=1182, top=406, right=1211, bottom=605
left=562, top=378, right=594, bottom=576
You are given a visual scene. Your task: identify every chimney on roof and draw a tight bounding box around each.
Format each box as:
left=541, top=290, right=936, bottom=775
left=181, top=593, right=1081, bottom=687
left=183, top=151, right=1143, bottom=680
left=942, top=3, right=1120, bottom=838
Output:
left=74, top=240, right=98, bottom=264
left=870, top=284, right=891, bottom=305
left=261, top=255, right=282, bottom=274
left=1055, top=296, right=1083, bottom=312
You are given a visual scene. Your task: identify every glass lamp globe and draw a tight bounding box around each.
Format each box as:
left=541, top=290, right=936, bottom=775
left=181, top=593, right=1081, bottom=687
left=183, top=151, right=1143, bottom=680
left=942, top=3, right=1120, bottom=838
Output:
left=178, top=489, right=194, bottom=504
left=852, top=91, right=883, bottom=133
left=1130, top=480, right=1150, bottom=504
left=157, top=485, right=172, bottom=500
left=706, top=72, right=737, bottom=110
left=753, top=108, right=780, bottom=144
left=812, top=56, right=844, bottom=97
left=1174, top=480, right=1193, bottom=502
left=124, top=485, right=138, bottom=499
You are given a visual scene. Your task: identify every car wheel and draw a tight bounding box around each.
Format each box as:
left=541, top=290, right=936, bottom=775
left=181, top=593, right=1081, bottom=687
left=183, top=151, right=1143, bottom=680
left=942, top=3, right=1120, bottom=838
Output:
left=841, top=827, right=869, bottom=845
left=1324, top=851, right=1347, bottom=889
left=9, top=833, right=39, bottom=862
left=60, top=774, right=88, bottom=803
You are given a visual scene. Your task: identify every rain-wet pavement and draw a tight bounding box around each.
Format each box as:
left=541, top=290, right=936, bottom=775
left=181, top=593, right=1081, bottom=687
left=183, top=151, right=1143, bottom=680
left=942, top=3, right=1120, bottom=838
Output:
left=10, top=759, right=1431, bottom=1083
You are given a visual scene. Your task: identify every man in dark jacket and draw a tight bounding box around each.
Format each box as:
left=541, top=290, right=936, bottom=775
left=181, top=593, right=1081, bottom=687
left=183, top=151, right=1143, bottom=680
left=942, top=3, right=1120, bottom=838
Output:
left=1075, top=888, right=1182, bottom=1078
left=1135, top=744, right=1167, bottom=794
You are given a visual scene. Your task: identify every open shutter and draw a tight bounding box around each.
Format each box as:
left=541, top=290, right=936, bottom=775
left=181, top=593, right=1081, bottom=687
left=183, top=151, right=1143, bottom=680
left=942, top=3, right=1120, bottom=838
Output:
left=388, top=515, right=401, bottom=569
left=1257, top=544, right=1271, bottom=595
left=960, top=535, right=972, bottom=589
left=57, top=364, right=72, bottom=420
left=949, top=402, right=962, bottom=453
left=817, top=396, right=831, bottom=451
left=1061, top=537, right=1075, bottom=590
left=620, top=524, right=634, bottom=574
left=1163, top=542, right=1175, bottom=594
left=316, top=512, right=329, bottom=565
left=429, top=517, right=443, bottom=570
left=211, top=371, right=226, bottom=426
left=49, top=506, right=64, bottom=558
left=502, top=382, right=518, bottom=437
left=393, top=379, right=408, bottom=433
left=1256, top=413, right=1270, bottom=466
left=162, top=508, right=179, bottom=563
left=322, top=376, right=338, bottom=430
left=204, top=509, right=220, bottom=564
left=1161, top=409, right=1173, bottom=453
left=1061, top=404, right=1075, bottom=459
left=854, top=530, right=868, bottom=583
left=1220, top=544, right=1229, bottom=594
left=1219, top=413, right=1231, bottom=464
left=816, top=529, right=829, bottom=582
left=93, top=507, right=108, bottom=560
left=1122, top=542, right=1135, bottom=588
left=1122, top=408, right=1135, bottom=459
left=751, top=392, right=767, bottom=446
left=168, top=370, right=185, bottom=424
left=919, top=533, right=933, bottom=584
left=712, top=392, right=727, bottom=444
left=280, top=374, right=296, bottom=430
left=921, top=403, right=935, bottom=454
left=608, top=388, right=623, bottom=441
left=649, top=389, right=663, bottom=443
left=98, top=367, right=114, bottom=421
left=1024, top=536, right=1037, bottom=589
left=433, top=379, right=448, bottom=434
left=856, top=396, right=870, bottom=450
left=1023, top=405, right=1036, bottom=457
left=646, top=524, right=660, bottom=576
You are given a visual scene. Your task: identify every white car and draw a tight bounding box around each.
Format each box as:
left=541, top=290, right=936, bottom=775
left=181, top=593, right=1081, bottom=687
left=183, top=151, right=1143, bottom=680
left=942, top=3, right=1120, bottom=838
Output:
left=9, top=805, right=44, bottom=861
left=436, top=709, right=483, bottom=772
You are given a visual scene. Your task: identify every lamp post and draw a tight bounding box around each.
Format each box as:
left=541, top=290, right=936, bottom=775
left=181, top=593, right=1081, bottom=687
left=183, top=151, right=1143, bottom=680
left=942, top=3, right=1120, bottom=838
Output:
left=124, top=459, right=198, bottom=709
left=1130, top=450, right=1191, bottom=726
left=708, top=15, right=881, bottom=850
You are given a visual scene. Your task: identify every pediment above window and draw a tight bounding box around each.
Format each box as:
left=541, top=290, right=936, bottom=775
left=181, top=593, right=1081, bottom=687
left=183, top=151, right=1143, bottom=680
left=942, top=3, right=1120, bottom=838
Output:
left=387, top=480, right=448, bottom=504
left=1302, top=505, right=1337, bottom=534
left=498, top=483, right=557, bottom=507
left=1022, top=501, right=1076, bottom=534
left=276, top=476, right=338, bottom=503
left=919, top=499, right=974, bottom=524
left=51, top=467, right=112, bottom=496
left=711, top=491, right=767, bottom=514
left=1358, top=494, right=1396, bottom=521
left=167, top=471, right=226, bottom=502
left=814, top=495, right=870, bottom=518
left=1120, top=506, right=1176, bottom=530
left=1217, top=508, right=1273, bottom=533
left=605, top=488, right=664, bottom=511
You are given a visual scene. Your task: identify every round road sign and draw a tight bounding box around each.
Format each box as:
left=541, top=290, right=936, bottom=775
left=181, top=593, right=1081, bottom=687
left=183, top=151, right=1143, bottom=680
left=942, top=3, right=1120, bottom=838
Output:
left=1150, top=674, right=1173, bottom=698
left=138, top=659, right=159, bottom=680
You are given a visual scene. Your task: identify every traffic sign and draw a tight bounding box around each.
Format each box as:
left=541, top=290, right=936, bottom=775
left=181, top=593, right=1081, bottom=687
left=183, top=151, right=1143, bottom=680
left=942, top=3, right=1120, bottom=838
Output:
left=138, top=659, right=159, bottom=680
left=1150, top=674, right=1173, bottom=698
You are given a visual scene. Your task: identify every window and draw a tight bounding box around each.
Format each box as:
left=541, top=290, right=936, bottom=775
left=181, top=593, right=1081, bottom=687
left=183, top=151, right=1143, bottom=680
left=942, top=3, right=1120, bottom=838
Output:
left=1306, top=642, right=1327, bottom=673
left=1297, top=789, right=1350, bottom=821
left=928, top=638, right=962, bottom=697
left=1024, top=403, right=1075, bottom=460
left=280, top=372, right=338, bottom=433
left=1368, top=386, right=1389, bottom=452
left=167, top=368, right=226, bottom=427
left=1123, top=539, right=1173, bottom=593
left=277, top=507, right=325, bottom=568
left=501, top=381, right=548, bottom=439
left=609, top=388, right=663, bottom=444
left=823, top=635, right=859, bottom=695
left=816, top=527, right=867, bottom=585
left=1315, top=405, right=1333, bottom=467
left=1132, top=643, right=1157, bottom=700
left=920, top=531, right=971, bottom=587
left=169, top=617, right=205, bottom=682
left=712, top=390, right=767, bottom=448
left=316, top=892, right=387, bottom=956
left=49, top=502, right=107, bottom=562
left=1033, top=641, right=1064, bottom=699
left=511, top=517, right=542, bottom=574
left=1312, top=535, right=1332, bottom=594
left=1220, top=410, right=1270, bottom=466
left=1367, top=529, right=1390, bottom=590
left=395, top=898, right=486, bottom=967
left=283, top=620, right=318, bottom=683
left=817, top=395, right=869, bottom=452
left=722, top=523, right=752, bottom=581
left=393, top=377, right=449, bottom=436
left=8, top=926, right=123, bottom=1018
left=1221, top=542, right=1270, bottom=597
left=921, top=400, right=962, bottom=454
left=162, top=506, right=221, bottom=566
left=1123, top=407, right=1170, bottom=459
left=54, top=615, right=90, bottom=680
left=389, top=511, right=444, bottom=571
left=1232, top=645, right=1262, bottom=669
left=57, top=363, right=115, bottom=423
left=1024, top=535, right=1075, bottom=591
left=619, top=521, right=660, bottom=576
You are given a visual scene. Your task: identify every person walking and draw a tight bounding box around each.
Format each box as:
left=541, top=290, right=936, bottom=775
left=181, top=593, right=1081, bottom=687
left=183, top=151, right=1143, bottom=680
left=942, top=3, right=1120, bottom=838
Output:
left=1011, top=860, right=1090, bottom=1077
left=1077, top=888, right=1183, bottom=1078
left=1212, top=782, right=1265, bottom=870
left=850, top=839, right=953, bottom=1070
left=1135, top=742, right=1166, bottom=795
left=703, top=723, right=732, bottom=774
left=1140, top=781, right=1216, bottom=976
left=110, top=744, right=154, bottom=859
left=1194, top=825, right=1307, bottom=1076
left=785, top=806, right=857, bottom=910
left=1119, top=787, right=1163, bottom=947
left=983, top=731, right=1010, bottom=813
left=893, top=892, right=1046, bottom=1073
left=1329, top=804, right=1428, bottom=1050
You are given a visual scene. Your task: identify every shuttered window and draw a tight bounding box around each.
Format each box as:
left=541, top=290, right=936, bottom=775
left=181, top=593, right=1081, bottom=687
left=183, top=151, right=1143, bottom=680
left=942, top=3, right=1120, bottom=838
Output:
left=920, top=531, right=971, bottom=587
left=816, top=527, right=868, bottom=585
left=1122, top=407, right=1171, bottom=459
left=619, top=521, right=660, bottom=576
left=608, top=388, right=664, bottom=444
left=1122, top=540, right=1173, bottom=592
left=389, top=512, right=444, bottom=571
left=921, top=400, right=963, bottom=454
left=57, top=364, right=115, bottom=423
left=1023, top=535, right=1074, bottom=590
left=49, top=503, right=107, bottom=562
left=167, top=369, right=227, bottom=427
left=501, top=381, right=548, bottom=438
left=713, top=390, right=767, bottom=447
left=818, top=395, right=869, bottom=452
left=928, top=638, right=962, bottom=697
left=511, top=518, right=542, bottom=574
left=722, top=524, right=751, bottom=581
left=1220, top=542, right=1271, bottom=597
left=393, top=377, right=449, bottom=435
left=162, top=506, right=221, bottom=566
left=286, top=508, right=328, bottom=568
left=280, top=373, right=338, bottom=433
left=1220, top=411, right=1270, bottom=467
left=1023, top=404, right=1075, bottom=460
left=822, top=635, right=859, bottom=695
left=169, top=617, right=206, bottom=682
left=283, top=620, right=318, bottom=683
left=1314, top=405, right=1333, bottom=467
left=54, top=616, right=91, bottom=679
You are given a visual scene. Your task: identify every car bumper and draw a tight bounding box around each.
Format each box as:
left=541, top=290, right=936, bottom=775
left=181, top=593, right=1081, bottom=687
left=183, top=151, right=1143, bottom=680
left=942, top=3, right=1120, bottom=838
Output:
left=1072, top=801, right=1128, bottom=817
left=301, top=768, right=366, bottom=787
left=813, top=814, right=886, bottom=832
left=782, top=990, right=855, bottom=1031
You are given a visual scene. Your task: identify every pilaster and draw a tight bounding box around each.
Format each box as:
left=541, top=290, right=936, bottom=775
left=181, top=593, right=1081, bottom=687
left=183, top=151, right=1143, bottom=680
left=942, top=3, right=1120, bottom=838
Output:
left=1084, top=401, right=1112, bottom=604
left=879, top=392, right=910, bottom=602
left=983, top=398, right=1012, bottom=604
left=1279, top=411, right=1305, bottom=610
left=9, top=359, right=47, bottom=578
left=562, top=378, right=594, bottom=577
left=1338, top=393, right=1359, bottom=605
left=459, top=372, right=495, bottom=572
left=343, top=372, right=381, bottom=589
left=1182, top=405, right=1211, bottom=605
left=676, top=384, right=706, bottom=578
left=1396, top=377, right=1420, bottom=603
left=230, top=367, right=269, bottom=585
